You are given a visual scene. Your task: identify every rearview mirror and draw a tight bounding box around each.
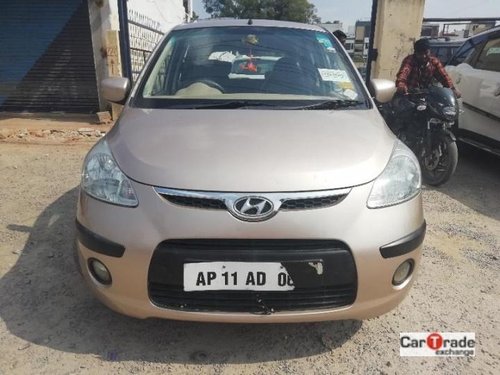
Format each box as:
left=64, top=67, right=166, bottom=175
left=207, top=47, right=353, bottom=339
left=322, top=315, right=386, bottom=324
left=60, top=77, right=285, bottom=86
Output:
left=369, top=78, right=396, bottom=103
left=102, top=77, right=130, bottom=103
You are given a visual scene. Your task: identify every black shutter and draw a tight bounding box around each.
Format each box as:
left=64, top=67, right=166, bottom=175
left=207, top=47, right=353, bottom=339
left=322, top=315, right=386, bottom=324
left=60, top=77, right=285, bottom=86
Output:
left=0, top=0, right=99, bottom=113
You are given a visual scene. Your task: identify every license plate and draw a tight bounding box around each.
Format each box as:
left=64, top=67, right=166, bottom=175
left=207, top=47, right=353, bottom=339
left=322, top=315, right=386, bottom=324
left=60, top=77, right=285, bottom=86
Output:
left=183, top=262, right=295, bottom=291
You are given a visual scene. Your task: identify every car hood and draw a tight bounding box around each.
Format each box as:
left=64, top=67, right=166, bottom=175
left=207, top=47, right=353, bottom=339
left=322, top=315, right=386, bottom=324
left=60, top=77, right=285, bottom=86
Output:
left=107, top=107, right=396, bottom=191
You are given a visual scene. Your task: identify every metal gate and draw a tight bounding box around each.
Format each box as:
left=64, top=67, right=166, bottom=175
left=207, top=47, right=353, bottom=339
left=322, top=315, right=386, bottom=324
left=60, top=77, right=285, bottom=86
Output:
left=127, top=10, right=164, bottom=82
left=0, top=0, right=99, bottom=113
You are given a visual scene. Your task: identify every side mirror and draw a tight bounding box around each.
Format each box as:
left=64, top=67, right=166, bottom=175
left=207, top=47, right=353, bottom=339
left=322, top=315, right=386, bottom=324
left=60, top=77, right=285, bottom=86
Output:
left=102, top=77, right=130, bottom=103
left=369, top=78, right=396, bottom=104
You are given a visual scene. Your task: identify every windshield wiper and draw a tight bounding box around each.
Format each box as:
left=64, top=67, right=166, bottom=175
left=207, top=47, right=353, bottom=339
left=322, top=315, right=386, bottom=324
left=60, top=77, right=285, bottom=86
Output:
left=171, top=101, right=280, bottom=109
left=166, top=99, right=367, bottom=110
left=297, top=99, right=366, bottom=110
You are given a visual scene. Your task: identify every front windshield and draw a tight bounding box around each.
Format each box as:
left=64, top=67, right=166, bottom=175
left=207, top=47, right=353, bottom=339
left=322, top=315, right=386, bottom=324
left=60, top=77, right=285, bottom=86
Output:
left=135, top=26, right=369, bottom=109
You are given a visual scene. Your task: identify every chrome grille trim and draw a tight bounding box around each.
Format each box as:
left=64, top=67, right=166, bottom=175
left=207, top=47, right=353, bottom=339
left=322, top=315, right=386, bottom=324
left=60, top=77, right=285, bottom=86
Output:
left=154, top=187, right=351, bottom=219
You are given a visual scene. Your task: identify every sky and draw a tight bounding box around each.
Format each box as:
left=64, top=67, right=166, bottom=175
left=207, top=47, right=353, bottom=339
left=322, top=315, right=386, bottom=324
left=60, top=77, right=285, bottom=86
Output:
left=192, top=0, right=500, bottom=29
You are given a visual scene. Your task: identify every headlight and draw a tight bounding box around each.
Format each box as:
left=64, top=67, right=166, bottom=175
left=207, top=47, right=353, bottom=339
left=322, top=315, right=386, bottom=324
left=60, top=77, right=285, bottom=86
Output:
left=81, top=139, right=138, bottom=207
left=367, top=141, right=421, bottom=208
left=442, top=106, right=457, bottom=120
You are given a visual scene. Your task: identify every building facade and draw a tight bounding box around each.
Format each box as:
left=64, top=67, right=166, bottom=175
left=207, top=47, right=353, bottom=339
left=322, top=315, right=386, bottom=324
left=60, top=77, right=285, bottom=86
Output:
left=0, top=0, right=189, bottom=114
left=354, top=21, right=371, bottom=61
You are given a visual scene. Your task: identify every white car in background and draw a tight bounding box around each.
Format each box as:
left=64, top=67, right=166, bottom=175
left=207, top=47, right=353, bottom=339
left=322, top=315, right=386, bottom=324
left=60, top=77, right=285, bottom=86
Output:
left=445, top=26, right=500, bottom=156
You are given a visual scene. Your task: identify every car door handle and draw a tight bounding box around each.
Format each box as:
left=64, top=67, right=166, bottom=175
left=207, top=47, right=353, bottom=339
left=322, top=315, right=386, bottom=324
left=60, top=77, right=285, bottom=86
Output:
left=495, top=86, right=500, bottom=97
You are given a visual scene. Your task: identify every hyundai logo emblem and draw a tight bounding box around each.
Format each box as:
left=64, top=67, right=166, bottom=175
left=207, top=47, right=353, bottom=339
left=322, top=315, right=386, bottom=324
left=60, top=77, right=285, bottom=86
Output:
left=232, top=196, right=275, bottom=221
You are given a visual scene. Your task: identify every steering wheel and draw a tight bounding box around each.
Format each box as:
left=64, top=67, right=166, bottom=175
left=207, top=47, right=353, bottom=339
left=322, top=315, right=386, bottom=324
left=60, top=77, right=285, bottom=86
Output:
left=182, top=79, right=225, bottom=93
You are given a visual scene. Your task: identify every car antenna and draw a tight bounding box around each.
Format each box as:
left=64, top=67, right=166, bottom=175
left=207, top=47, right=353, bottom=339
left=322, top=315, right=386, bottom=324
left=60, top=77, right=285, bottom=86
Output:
left=248, top=18, right=253, bottom=25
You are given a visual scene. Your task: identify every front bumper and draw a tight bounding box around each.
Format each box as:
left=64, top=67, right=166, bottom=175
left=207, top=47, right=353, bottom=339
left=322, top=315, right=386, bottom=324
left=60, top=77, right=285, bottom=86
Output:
left=76, top=181, right=424, bottom=323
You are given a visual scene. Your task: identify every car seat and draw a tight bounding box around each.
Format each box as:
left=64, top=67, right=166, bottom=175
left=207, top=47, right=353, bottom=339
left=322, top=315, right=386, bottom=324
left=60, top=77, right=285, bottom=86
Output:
left=263, top=57, right=316, bottom=95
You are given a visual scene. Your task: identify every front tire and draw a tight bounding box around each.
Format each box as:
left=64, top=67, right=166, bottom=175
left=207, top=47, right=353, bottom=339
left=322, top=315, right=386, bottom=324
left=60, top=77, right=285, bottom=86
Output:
left=420, top=134, right=458, bottom=186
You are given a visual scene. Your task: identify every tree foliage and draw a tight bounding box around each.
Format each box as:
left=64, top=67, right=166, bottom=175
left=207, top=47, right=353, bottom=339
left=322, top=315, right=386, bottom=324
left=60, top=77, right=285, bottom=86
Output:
left=202, top=0, right=321, bottom=24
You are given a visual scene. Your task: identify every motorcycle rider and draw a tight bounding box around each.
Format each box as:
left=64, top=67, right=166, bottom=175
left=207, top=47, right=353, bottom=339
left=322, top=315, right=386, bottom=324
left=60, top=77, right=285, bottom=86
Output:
left=396, top=38, right=461, bottom=98
left=386, top=38, right=460, bottom=186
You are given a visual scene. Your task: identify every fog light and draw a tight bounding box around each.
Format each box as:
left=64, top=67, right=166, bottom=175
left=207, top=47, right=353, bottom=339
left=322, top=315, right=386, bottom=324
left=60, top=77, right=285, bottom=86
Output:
left=392, top=259, right=414, bottom=285
left=88, top=258, right=112, bottom=285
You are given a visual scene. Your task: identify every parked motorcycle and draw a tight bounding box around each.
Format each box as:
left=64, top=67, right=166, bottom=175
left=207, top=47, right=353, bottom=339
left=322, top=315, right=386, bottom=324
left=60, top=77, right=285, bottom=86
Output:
left=379, top=86, right=459, bottom=186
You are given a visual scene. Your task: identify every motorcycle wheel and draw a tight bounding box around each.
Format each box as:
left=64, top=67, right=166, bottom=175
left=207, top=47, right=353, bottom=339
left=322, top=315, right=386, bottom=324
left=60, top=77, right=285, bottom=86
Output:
left=420, top=134, right=458, bottom=186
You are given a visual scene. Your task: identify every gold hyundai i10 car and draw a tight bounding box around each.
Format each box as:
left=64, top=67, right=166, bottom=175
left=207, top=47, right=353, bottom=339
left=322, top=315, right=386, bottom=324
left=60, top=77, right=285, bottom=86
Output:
left=75, top=19, right=425, bottom=323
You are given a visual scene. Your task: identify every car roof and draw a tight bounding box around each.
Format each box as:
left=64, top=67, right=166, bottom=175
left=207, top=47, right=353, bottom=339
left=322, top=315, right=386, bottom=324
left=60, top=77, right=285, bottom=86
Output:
left=470, top=25, right=500, bottom=38
left=173, top=18, right=326, bottom=32
left=428, top=39, right=466, bottom=47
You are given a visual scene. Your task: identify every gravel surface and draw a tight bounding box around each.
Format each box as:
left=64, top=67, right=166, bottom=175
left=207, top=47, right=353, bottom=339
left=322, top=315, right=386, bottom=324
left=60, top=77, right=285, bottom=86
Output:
left=0, top=142, right=498, bottom=374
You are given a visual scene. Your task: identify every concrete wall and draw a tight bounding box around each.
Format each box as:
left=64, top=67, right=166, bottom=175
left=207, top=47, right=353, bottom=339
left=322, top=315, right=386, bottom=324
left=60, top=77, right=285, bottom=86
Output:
left=88, top=0, right=186, bottom=110
left=88, top=0, right=121, bottom=110
left=372, top=0, right=426, bottom=81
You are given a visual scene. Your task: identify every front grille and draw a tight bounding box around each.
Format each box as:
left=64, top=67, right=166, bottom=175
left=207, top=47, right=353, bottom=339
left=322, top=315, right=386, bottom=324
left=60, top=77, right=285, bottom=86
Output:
left=162, top=195, right=226, bottom=210
left=149, top=285, right=356, bottom=312
left=157, top=190, right=348, bottom=212
left=281, top=195, right=346, bottom=210
left=148, top=239, right=357, bottom=313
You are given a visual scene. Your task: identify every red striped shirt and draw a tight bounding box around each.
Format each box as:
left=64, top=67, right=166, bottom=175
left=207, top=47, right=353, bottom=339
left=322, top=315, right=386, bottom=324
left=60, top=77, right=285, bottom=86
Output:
left=396, top=55, right=454, bottom=91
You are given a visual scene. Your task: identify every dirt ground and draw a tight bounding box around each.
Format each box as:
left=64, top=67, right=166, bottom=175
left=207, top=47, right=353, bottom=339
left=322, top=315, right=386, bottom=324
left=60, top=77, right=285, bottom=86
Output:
left=0, top=113, right=111, bottom=144
left=0, top=141, right=498, bottom=375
